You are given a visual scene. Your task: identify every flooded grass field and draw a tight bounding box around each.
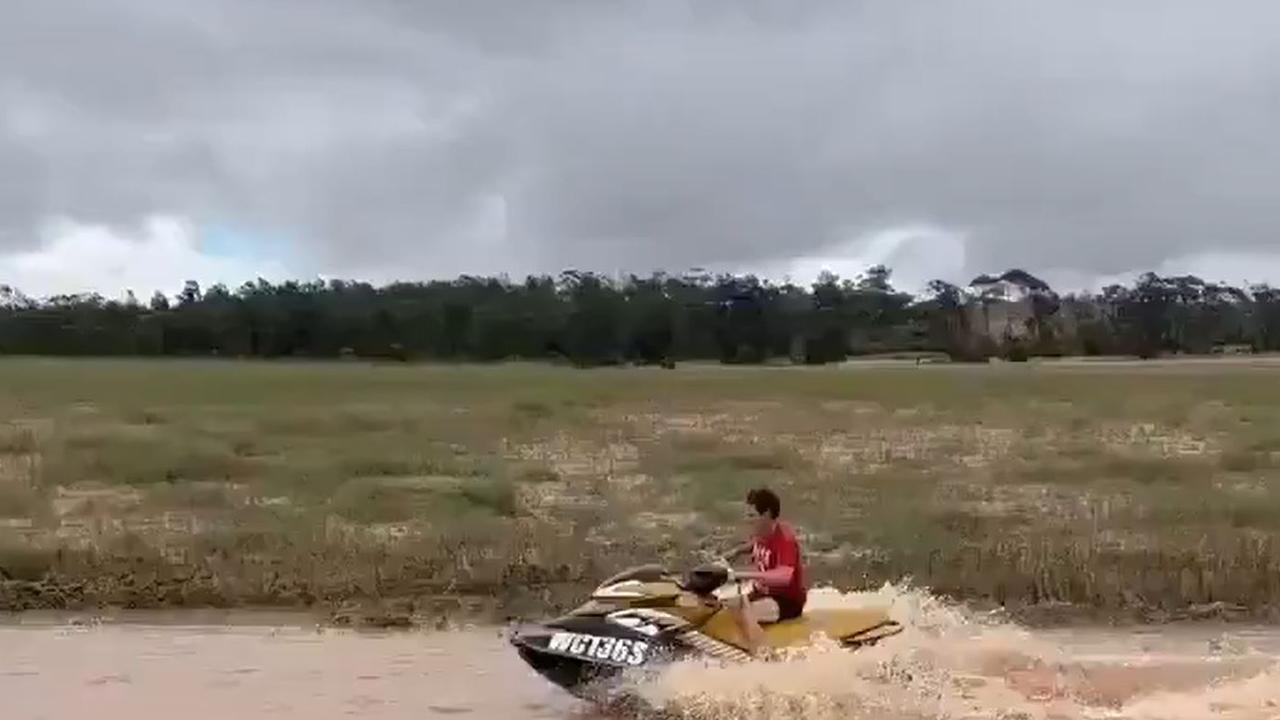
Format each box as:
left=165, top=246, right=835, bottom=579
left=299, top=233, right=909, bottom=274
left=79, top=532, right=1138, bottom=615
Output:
left=5, top=359, right=1280, bottom=718
left=3, top=357, right=1280, bottom=622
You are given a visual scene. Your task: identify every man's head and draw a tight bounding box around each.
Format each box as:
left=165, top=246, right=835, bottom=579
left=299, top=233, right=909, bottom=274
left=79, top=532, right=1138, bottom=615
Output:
left=745, top=487, right=781, bottom=539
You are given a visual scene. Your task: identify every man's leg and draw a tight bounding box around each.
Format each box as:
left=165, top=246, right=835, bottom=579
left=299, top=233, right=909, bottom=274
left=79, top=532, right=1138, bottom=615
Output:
left=731, top=595, right=779, bottom=656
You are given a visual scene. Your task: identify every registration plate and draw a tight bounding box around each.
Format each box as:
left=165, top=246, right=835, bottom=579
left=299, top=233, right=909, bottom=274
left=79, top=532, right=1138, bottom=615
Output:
left=546, top=631, right=650, bottom=666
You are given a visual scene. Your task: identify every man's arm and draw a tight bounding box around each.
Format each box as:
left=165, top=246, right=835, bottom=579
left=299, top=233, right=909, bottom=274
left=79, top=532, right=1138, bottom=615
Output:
left=736, top=565, right=794, bottom=588
left=737, top=533, right=799, bottom=588
left=723, top=541, right=753, bottom=560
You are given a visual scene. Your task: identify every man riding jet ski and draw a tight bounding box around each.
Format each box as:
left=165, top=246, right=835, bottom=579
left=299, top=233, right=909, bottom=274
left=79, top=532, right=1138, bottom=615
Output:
left=510, top=487, right=902, bottom=698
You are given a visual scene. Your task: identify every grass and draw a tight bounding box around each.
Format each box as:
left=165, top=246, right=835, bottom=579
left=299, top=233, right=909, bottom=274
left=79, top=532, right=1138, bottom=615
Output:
left=0, top=424, right=38, bottom=454
left=4, top=356, right=1280, bottom=619
left=0, top=485, right=42, bottom=519
left=327, top=475, right=517, bottom=524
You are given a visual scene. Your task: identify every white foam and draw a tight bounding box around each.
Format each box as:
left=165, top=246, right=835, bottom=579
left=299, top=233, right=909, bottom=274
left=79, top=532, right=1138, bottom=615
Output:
left=626, top=583, right=1280, bottom=720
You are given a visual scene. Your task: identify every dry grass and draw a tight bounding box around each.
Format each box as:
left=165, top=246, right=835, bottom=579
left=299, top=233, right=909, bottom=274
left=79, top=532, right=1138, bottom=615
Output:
left=4, top=357, right=1280, bottom=619
left=0, top=485, right=42, bottom=519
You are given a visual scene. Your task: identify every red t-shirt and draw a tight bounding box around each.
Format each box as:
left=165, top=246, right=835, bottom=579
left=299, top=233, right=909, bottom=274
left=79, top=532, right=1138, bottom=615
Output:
left=751, top=521, right=806, bottom=605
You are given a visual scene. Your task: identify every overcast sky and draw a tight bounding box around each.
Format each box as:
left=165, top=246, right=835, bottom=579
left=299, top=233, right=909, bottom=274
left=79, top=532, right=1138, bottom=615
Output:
left=3, top=0, right=1280, bottom=298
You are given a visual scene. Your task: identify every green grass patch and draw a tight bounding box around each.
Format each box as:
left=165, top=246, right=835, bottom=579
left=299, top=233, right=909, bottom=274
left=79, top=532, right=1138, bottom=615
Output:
left=328, top=474, right=519, bottom=524
left=0, top=544, right=58, bottom=581
left=44, top=424, right=247, bottom=486
left=0, top=485, right=42, bottom=518
left=512, top=464, right=561, bottom=484
left=1219, top=449, right=1272, bottom=473
left=673, top=444, right=802, bottom=474
left=1101, top=454, right=1212, bottom=485
left=0, top=424, right=39, bottom=454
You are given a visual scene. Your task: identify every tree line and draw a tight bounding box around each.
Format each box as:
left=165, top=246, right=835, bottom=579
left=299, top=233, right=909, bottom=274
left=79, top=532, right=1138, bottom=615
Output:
left=2, top=267, right=1280, bottom=365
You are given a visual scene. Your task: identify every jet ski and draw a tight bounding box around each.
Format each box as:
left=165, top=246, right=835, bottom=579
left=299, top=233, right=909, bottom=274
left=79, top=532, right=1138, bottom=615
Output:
left=509, top=562, right=902, bottom=699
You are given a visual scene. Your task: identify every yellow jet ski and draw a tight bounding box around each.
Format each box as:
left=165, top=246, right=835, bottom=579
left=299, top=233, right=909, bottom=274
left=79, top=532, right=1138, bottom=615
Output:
left=510, top=562, right=901, bottom=699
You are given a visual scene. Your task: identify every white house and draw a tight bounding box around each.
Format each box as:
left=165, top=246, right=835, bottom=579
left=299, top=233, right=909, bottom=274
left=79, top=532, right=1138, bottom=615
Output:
left=967, top=270, right=1054, bottom=302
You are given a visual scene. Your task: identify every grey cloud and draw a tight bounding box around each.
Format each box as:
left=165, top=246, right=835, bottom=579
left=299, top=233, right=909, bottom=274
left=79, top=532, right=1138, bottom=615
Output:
left=3, top=0, right=1280, bottom=284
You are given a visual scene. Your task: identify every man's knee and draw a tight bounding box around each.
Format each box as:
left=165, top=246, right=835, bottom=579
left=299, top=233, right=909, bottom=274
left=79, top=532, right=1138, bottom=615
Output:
left=749, top=598, right=780, bottom=624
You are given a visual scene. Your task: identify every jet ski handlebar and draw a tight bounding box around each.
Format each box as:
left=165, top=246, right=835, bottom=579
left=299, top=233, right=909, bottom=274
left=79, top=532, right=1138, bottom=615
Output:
left=679, top=562, right=746, bottom=596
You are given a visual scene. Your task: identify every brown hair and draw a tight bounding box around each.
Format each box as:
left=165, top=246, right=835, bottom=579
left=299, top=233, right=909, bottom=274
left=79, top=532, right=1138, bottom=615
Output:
left=746, top=487, right=781, bottom=519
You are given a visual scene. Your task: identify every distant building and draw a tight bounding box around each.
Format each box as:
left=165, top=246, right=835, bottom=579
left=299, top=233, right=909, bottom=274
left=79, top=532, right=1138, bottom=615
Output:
left=968, top=270, right=1054, bottom=303
left=960, top=269, right=1064, bottom=351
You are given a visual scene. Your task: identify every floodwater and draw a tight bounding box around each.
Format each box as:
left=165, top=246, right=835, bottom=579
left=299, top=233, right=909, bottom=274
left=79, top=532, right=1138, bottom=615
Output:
left=2, top=615, right=575, bottom=720
left=4, top=588, right=1280, bottom=720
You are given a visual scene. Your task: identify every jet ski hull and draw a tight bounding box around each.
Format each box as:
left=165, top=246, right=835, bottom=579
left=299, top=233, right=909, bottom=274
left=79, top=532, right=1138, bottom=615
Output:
left=513, top=640, right=624, bottom=695
left=509, top=618, right=672, bottom=699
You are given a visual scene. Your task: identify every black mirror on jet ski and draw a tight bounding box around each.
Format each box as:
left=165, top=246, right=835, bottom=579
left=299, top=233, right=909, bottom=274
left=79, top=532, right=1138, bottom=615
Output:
left=680, top=563, right=730, bottom=596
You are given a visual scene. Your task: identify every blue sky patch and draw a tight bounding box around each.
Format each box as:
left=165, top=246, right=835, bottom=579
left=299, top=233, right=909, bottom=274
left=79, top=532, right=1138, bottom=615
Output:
left=200, top=224, right=295, bottom=266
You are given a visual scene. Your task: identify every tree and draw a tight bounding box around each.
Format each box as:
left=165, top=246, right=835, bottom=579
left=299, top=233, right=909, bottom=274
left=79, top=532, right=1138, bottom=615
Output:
left=178, top=280, right=202, bottom=306
left=0, top=265, right=1270, bottom=365
left=924, top=280, right=976, bottom=360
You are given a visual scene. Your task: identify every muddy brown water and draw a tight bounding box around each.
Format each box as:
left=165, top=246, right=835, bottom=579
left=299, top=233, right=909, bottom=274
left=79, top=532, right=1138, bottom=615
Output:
left=2, top=615, right=575, bottom=720
left=4, top=589, right=1280, bottom=719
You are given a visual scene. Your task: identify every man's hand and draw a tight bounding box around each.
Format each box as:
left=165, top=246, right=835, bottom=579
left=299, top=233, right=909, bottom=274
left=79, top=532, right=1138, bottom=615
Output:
left=722, top=564, right=737, bottom=585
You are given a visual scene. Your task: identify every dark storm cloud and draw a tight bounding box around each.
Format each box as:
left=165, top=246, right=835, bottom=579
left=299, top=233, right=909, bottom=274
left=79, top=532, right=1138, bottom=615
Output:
left=3, top=0, right=1280, bottom=282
